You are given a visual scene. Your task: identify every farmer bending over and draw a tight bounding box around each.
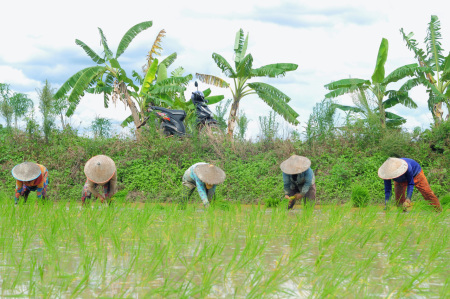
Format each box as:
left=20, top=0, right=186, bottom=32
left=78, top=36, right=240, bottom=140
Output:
left=280, top=155, right=316, bottom=210
left=378, top=157, right=441, bottom=211
left=81, top=155, right=117, bottom=205
left=182, top=163, right=226, bottom=207
left=12, top=162, right=49, bottom=204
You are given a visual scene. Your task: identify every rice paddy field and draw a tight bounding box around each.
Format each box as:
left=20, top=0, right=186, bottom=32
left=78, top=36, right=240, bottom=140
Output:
left=0, top=195, right=449, bottom=298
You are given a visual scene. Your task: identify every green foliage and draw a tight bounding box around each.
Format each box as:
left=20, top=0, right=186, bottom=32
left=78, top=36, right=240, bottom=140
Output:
left=37, top=80, right=56, bottom=142
left=305, top=98, right=336, bottom=145
left=235, top=111, right=250, bottom=140
left=351, top=184, right=370, bottom=207
left=325, top=38, right=420, bottom=128
left=258, top=111, right=279, bottom=141
left=400, top=15, right=450, bottom=123
left=90, top=116, right=112, bottom=138
left=440, top=194, right=450, bottom=207
left=196, top=28, right=299, bottom=136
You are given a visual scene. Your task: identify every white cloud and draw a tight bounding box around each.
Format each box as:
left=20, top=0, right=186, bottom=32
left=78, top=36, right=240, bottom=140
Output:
left=1, top=0, right=449, bottom=138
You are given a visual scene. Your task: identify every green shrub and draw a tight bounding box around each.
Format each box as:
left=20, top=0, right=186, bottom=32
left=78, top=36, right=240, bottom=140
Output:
left=351, top=185, right=370, bottom=207
left=440, top=194, right=450, bottom=207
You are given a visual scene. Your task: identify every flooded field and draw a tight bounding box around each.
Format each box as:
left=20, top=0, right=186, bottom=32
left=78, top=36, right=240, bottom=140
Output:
left=0, top=199, right=449, bottom=298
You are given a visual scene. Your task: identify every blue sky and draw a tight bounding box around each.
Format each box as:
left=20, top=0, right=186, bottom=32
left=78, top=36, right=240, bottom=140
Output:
left=0, top=0, right=448, bottom=138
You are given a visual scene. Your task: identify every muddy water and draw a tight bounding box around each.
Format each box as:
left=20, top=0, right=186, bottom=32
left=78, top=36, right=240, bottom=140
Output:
left=1, top=204, right=449, bottom=298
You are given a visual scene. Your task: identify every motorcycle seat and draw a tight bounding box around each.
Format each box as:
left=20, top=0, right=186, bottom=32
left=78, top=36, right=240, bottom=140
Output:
left=151, top=106, right=186, bottom=116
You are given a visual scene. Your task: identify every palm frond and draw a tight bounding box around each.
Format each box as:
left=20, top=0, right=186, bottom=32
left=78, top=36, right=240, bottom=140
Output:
left=236, top=54, right=253, bottom=77
left=155, top=74, right=193, bottom=87
left=400, top=28, right=427, bottom=65
left=75, top=39, right=105, bottom=64
left=251, top=63, right=298, bottom=78
left=202, top=88, right=211, bottom=97
left=324, top=85, right=362, bottom=99
left=332, top=103, right=365, bottom=114
left=196, top=73, right=229, bottom=88
left=98, top=28, right=113, bottom=59
left=205, top=95, right=225, bottom=105
left=121, top=114, right=134, bottom=127
left=160, top=52, right=177, bottom=69
left=141, top=59, right=159, bottom=95
left=383, top=64, right=432, bottom=85
left=324, top=78, right=370, bottom=91
left=116, top=21, right=153, bottom=58
left=132, top=70, right=144, bottom=85
left=425, top=15, right=445, bottom=71
left=383, top=94, right=418, bottom=109
left=399, top=77, right=432, bottom=92
left=235, top=31, right=248, bottom=64
left=247, top=82, right=299, bottom=124
left=248, top=82, right=291, bottom=102
left=212, top=53, right=236, bottom=78
left=234, top=29, right=245, bottom=60
left=152, top=85, right=186, bottom=95
left=55, top=67, right=104, bottom=99
left=157, top=63, right=168, bottom=83
left=66, top=66, right=104, bottom=116
left=371, top=38, right=388, bottom=83
left=143, top=28, right=165, bottom=73
left=171, top=66, right=185, bottom=78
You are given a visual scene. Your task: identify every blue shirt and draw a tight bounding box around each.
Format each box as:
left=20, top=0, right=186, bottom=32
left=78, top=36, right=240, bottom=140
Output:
left=282, top=168, right=315, bottom=196
left=384, top=158, right=422, bottom=202
left=189, top=163, right=217, bottom=205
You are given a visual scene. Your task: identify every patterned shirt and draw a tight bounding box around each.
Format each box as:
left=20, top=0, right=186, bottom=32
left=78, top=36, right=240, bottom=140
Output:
left=384, top=158, right=422, bottom=201
left=15, top=164, right=48, bottom=200
left=282, top=167, right=315, bottom=196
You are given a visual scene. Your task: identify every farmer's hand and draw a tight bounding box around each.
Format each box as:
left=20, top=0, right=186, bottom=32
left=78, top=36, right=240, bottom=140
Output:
left=403, top=199, right=412, bottom=208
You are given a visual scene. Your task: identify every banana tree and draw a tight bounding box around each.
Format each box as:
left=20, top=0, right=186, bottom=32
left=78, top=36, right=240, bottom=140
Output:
left=325, top=38, right=425, bottom=128
left=196, top=28, right=299, bottom=137
left=54, top=21, right=153, bottom=140
left=400, top=15, right=450, bottom=125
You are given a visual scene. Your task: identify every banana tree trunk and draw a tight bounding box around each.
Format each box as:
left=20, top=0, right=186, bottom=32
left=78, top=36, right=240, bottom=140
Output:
left=433, top=102, right=444, bottom=126
left=125, top=93, right=143, bottom=141
left=227, top=98, right=240, bottom=137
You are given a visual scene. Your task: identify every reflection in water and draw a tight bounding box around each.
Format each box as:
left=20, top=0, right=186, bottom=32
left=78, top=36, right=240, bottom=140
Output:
left=0, top=203, right=449, bottom=298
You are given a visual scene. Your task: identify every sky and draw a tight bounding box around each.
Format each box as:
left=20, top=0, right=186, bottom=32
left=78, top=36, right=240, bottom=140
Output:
left=0, top=0, right=449, bottom=139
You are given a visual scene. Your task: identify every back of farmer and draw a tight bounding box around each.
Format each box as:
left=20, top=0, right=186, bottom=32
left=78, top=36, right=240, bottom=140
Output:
left=280, top=155, right=316, bottom=209
left=12, top=162, right=49, bottom=204
left=378, top=157, right=441, bottom=211
left=81, top=155, right=117, bottom=204
left=182, top=162, right=226, bottom=208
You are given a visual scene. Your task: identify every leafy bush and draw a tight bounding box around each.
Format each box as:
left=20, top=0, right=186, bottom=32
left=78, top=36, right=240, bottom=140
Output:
left=351, top=184, right=370, bottom=207
left=440, top=194, right=450, bottom=207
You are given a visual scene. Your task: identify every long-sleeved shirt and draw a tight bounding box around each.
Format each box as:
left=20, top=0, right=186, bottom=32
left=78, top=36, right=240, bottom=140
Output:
left=384, top=158, right=422, bottom=201
left=86, top=172, right=117, bottom=199
left=185, top=163, right=217, bottom=206
left=15, top=164, right=48, bottom=200
left=282, top=167, right=315, bottom=196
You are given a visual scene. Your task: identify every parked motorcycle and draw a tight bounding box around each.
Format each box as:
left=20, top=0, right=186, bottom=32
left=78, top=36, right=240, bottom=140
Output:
left=137, top=82, right=221, bottom=137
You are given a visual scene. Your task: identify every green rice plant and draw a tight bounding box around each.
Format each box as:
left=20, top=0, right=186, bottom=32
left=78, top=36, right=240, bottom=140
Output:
left=351, top=184, right=370, bottom=207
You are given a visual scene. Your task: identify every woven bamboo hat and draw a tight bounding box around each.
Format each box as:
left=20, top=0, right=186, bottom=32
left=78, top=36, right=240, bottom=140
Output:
left=11, top=162, right=41, bottom=181
left=378, top=157, right=408, bottom=179
left=194, top=164, right=226, bottom=185
left=280, top=155, right=311, bottom=175
left=84, top=155, right=116, bottom=184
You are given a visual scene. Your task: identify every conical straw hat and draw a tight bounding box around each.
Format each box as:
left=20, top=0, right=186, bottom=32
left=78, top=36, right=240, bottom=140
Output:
left=84, top=155, right=116, bottom=184
left=11, top=162, right=41, bottom=181
left=378, top=157, right=408, bottom=179
left=280, top=155, right=311, bottom=175
left=194, top=164, right=226, bottom=185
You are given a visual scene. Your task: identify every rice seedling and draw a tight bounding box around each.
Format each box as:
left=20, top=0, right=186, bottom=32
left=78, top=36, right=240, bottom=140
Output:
left=0, top=191, right=448, bottom=297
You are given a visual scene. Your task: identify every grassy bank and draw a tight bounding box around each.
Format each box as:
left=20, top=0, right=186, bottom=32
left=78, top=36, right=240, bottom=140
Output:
left=0, top=124, right=449, bottom=205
